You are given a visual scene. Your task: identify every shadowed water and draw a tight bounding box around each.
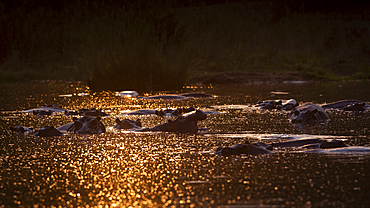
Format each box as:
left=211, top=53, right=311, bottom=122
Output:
left=0, top=80, right=370, bottom=207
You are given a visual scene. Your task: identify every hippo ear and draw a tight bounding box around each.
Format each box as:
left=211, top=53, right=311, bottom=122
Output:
left=72, top=117, right=78, bottom=121
left=360, top=102, right=365, bottom=107
left=320, top=140, right=328, bottom=144
left=96, top=116, right=101, bottom=121
left=115, top=118, right=121, bottom=124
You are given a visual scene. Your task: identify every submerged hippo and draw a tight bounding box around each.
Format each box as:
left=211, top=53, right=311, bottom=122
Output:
left=277, top=99, right=299, bottom=111
left=57, top=116, right=106, bottom=134
left=65, top=108, right=109, bottom=117
left=21, top=104, right=68, bottom=115
left=115, top=91, right=139, bottom=98
left=121, top=109, right=157, bottom=116
left=270, top=138, right=348, bottom=149
left=305, top=146, right=370, bottom=154
left=137, top=95, right=188, bottom=100
left=121, top=107, right=196, bottom=117
left=321, top=100, right=369, bottom=111
left=83, top=108, right=109, bottom=117
left=10, top=126, right=33, bottom=134
left=34, top=126, right=63, bottom=137
left=256, top=100, right=282, bottom=110
left=139, top=110, right=207, bottom=134
left=289, top=103, right=330, bottom=125
left=180, top=93, right=214, bottom=98
left=256, top=99, right=298, bottom=111
left=215, top=143, right=273, bottom=156
left=113, top=118, right=142, bottom=130
left=33, top=110, right=52, bottom=117
left=155, top=107, right=195, bottom=117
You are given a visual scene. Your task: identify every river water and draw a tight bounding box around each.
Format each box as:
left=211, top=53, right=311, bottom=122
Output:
left=0, top=80, right=369, bottom=207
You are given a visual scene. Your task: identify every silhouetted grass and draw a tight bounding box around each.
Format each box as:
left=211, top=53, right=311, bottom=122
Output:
left=0, top=1, right=369, bottom=92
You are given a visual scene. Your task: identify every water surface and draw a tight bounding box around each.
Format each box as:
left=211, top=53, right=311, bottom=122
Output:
left=1, top=80, right=369, bottom=207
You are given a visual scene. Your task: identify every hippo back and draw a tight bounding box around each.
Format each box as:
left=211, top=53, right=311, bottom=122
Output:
left=319, top=139, right=348, bottom=149
left=216, top=144, right=273, bottom=156
left=34, top=126, right=63, bottom=137
left=343, top=102, right=367, bottom=111
left=10, top=126, right=34, bottom=134
left=321, top=100, right=369, bottom=111
left=289, top=103, right=330, bottom=125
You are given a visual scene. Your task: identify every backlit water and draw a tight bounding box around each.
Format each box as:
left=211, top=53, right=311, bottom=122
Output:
left=0, top=80, right=369, bottom=207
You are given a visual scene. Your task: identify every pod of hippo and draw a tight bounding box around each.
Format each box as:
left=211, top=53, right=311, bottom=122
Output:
left=13, top=99, right=369, bottom=144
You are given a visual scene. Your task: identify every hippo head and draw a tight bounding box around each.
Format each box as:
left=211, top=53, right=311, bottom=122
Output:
left=216, top=143, right=273, bottom=156
left=168, top=110, right=207, bottom=134
left=83, top=109, right=109, bottom=117
left=319, top=139, right=348, bottom=149
left=33, top=110, right=52, bottom=116
left=188, top=110, right=207, bottom=120
left=261, top=102, right=277, bottom=110
left=277, top=103, right=299, bottom=111
left=34, top=126, right=63, bottom=137
left=114, top=118, right=142, bottom=130
left=64, top=110, right=80, bottom=116
left=155, top=110, right=165, bottom=117
left=10, top=126, right=33, bottom=134
left=219, top=144, right=249, bottom=156
left=290, top=109, right=319, bottom=125
left=343, top=102, right=366, bottom=111
left=170, top=109, right=182, bottom=117
left=68, top=116, right=106, bottom=134
left=180, top=106, right=196, bottom=114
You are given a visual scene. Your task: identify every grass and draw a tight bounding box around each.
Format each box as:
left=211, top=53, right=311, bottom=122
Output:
left=0, top=1, right=369, bottom=92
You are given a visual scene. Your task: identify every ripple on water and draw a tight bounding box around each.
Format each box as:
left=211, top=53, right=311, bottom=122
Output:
left=1, top=81, right=370, bottom=207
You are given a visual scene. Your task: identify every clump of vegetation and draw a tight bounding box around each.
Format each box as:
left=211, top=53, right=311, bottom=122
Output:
left=0, top=0, right=369, bottom=92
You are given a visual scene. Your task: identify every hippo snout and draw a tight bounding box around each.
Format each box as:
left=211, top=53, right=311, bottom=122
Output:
left=291, top=119, right=302, bottom=124
left=76, top=128, right=95, bottom=134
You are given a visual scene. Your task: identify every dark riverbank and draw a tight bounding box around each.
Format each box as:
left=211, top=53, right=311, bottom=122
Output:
left=1, top=0, right=369, bottom=91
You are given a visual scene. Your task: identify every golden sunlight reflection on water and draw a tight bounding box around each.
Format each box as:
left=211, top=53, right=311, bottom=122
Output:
left=1, top=81, right=370, bottom=207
